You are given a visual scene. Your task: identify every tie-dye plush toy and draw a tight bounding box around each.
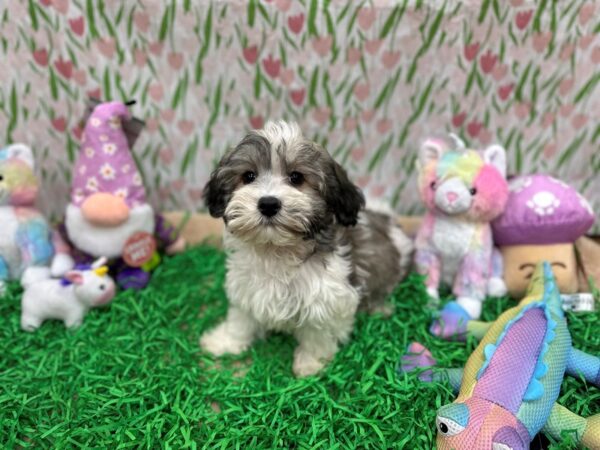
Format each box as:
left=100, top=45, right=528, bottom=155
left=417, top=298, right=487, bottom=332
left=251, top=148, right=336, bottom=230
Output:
left=0, top=144, right=57, bottom=292
left=414, top=136, right=509, bottom=323
left=50, top=100, right=185, bottom=290
left=400, top=262, right=600, bottom=449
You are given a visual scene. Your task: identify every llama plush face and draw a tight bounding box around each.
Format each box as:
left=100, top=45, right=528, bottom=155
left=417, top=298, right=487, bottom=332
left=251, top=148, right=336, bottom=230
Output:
left=0, top=144, right=39, bottom=207
left=418, top=139, right=508, bottom=222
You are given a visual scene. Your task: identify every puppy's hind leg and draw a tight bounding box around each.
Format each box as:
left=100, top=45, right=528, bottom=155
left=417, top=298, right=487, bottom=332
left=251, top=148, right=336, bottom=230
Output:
left=200, top=306, right=259, bottom=356
left=361, top=293, right=396, bottom=317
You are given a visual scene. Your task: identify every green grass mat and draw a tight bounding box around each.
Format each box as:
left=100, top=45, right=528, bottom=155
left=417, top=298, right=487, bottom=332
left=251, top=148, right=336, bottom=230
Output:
left=0, top=246, right=598, bottom=449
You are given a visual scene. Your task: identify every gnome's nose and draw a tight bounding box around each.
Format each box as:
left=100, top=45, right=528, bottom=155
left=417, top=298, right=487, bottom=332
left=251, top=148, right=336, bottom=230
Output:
left=81, top=192, right=130, bottom=226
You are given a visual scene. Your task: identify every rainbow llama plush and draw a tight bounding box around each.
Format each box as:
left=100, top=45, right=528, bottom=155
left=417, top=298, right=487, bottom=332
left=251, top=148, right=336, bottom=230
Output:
left=415, top=136, right=509, bottom=325
left=0, top=144, right=55, bottom=292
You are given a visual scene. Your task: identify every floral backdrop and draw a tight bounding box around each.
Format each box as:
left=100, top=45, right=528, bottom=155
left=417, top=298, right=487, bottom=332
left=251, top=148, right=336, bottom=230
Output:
left=1, top=0, right=598, bottom=229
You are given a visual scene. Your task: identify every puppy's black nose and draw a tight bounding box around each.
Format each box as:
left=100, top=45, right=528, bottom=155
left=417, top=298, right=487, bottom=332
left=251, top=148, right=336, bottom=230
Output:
left=258, top=196, right=281, bottom=217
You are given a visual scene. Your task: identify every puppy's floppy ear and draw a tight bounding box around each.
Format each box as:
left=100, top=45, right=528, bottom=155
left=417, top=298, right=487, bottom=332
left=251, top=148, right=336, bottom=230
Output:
left=203, top=159, right=229, bottom=218
left=326, top=159, right=365, bottom=226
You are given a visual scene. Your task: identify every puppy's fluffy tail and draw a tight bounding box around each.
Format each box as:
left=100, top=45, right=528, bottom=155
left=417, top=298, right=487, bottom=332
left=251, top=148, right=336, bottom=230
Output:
left=389, top=221, right=414, bottom=279
left=364, top=198, right=395, bottom=216
left=365, top=199, right=415, bottom=278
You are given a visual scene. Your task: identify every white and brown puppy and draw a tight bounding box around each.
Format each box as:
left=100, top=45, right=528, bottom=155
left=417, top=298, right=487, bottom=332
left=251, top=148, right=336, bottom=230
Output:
left=200, top=121, right=413, bottom=377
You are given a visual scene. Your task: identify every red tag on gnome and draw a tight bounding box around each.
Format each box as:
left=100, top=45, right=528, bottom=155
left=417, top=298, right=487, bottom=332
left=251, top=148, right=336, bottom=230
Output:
left=123, top=232, right=157, bottom=267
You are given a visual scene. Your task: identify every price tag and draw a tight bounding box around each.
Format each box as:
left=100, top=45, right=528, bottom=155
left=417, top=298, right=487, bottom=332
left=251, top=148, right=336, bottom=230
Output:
left=561, top=293, right=596, bottom=313
left=123, top=232, right=157, bottom=267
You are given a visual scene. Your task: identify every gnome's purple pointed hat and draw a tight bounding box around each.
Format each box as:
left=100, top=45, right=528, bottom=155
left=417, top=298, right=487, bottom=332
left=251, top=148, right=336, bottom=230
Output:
left=71, top=101, right=146, bottom=208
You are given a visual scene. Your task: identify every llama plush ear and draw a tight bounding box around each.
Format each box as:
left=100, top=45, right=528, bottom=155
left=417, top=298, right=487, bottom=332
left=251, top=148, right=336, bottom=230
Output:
left=483, top=144, right=507, bottom=178
left=5, top=144, right=35, bottom=168
left=65, top=271, right=84, bottom=285
left=419, top=138, right=447, bottom=167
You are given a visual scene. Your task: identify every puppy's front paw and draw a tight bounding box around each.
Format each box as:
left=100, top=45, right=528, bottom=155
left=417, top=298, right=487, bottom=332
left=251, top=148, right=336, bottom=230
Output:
left=293, top=349, right=325, bottom=378
left=200, top=325, right=250, bottom=356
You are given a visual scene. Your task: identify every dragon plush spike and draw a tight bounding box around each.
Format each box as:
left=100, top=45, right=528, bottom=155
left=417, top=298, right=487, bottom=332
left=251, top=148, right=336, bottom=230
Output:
left=400, top=262, right=600, bottom=449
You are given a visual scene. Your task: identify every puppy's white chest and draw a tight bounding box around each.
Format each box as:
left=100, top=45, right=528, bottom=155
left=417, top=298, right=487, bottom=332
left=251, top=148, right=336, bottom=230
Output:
left=226, top=248, right=359, bottom=330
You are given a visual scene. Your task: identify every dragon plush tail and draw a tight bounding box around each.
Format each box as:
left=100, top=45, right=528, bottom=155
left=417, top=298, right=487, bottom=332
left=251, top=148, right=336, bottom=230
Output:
left=582, top=414, right=600, bottom=449
left=545, top=404, right=600, bottom=448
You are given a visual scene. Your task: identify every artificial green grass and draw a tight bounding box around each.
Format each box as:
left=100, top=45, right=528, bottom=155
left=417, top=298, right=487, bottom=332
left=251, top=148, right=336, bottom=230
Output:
left=0, top=245, right=598, bottom=449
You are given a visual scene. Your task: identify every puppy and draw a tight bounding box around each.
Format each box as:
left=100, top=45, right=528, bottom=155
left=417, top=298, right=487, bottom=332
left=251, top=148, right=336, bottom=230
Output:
left=200, top=121, right=413, bottom=377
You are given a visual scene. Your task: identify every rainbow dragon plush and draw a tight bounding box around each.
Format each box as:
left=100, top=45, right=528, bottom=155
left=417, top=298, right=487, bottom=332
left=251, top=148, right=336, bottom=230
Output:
left=400, top=262, right=599, bottom=449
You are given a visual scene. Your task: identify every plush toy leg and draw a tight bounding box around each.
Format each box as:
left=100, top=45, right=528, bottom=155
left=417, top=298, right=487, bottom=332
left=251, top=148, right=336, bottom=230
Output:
left=0, top=256, right=9, bottom=294
left=466, top=320, right=493, bottom=340
left=456, top=296, right=483, bottom=319
left=64, top=314, right=84, bottom=329
left=582, top=414, right=600, bottom=448
left=543, top=403, right=600, bottom=448
left=16, top=219, right=54, bottom=267
left=51, top=253, right=75, bottom=277
left=116, top=267, right=151, bottom=290
left=21, top=314, right=42, bottom=332
left=414, top=247, right=442, bottom=308
left=398, top=342, right=463, bottom=392
left=487, top=278, right=507, bottom=297
left=450, top=251, right=489, bottom=319
left=429, top=302, right=472, bottom=340
left=487, top=247, right=507, bottom=297
left=398, top=342, right=437, bottom=381
left=566, top=348, right=600, bottom=387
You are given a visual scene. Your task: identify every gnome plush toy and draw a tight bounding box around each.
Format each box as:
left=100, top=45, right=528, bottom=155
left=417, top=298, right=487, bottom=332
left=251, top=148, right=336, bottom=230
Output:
left=51, top=100, right=185, bottom=289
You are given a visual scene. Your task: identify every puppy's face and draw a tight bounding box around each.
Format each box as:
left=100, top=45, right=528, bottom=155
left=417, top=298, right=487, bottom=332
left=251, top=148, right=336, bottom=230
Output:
left=204, top=121, right=364, bottom=247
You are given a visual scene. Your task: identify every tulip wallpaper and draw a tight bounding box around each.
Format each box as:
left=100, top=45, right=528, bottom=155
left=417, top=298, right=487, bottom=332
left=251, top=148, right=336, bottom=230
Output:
left=0, top=0, right=598, bottom=227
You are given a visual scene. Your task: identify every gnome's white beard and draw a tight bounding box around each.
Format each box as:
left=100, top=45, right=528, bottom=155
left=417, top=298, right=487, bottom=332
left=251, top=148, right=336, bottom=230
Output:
left=65, top=203, right=155, bottom=259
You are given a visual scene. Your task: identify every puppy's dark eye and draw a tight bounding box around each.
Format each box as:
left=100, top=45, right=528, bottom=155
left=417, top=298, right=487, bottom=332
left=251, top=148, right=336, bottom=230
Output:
left=0, top=174, right=4, bottom=181
left=242, top=171, right=256, bottom=184
left=289, top=171, right=304, bottom=186
left=430, top=181, right=436, bottom=190
left=469, top=187, right=477, bottom=195
left=99, top=284, right=105, bottom=291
